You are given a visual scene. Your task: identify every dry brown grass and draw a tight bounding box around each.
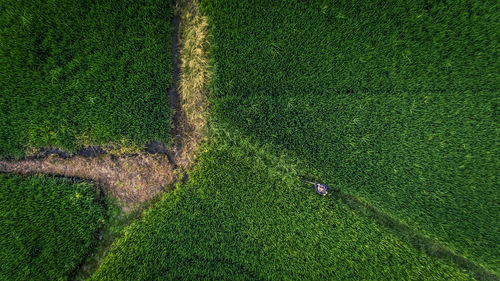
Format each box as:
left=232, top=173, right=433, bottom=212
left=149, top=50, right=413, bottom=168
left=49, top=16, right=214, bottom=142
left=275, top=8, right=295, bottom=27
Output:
left=173, top=0, right=211, bottom=170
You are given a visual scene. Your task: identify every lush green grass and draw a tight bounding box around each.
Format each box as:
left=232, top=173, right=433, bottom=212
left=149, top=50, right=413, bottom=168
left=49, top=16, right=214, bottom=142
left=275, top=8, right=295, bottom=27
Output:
left=0, top=0, right=173, bottom=157
left=73, top=197, right=148, bottom=281
left=0, top=175, right=104, bottom=281
left=92, top=134, right=473, bottom=280
left=203, top=0, right=500, bottom=274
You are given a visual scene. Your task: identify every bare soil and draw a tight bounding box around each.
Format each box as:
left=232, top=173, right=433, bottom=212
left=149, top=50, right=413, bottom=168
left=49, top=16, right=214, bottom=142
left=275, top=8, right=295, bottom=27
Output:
left=0, top=154, right=175, bottom=205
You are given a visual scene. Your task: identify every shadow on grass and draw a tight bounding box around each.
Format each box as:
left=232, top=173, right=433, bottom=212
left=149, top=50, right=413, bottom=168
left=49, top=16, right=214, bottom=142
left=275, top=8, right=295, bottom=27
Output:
left=337, top=192, right=499, bottom=281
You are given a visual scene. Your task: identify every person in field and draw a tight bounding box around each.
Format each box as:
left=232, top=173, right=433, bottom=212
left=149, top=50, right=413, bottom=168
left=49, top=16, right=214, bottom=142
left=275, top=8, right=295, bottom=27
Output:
left=314, top=182, right=328, bottom=196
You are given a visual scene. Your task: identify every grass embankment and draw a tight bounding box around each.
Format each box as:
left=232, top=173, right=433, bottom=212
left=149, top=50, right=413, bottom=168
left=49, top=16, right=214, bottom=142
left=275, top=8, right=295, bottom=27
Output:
left=203, top=0, right=500, bottom=274
left=0, top=175, right=104, bottom=280
left=0, top=0, right=173, bottom=157
left=92, top=133, right=473, bottom=280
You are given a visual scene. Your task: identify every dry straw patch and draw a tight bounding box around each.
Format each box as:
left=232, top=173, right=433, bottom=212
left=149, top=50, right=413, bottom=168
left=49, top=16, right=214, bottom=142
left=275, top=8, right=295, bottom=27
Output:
left=174, top=0, right=211, bottom=170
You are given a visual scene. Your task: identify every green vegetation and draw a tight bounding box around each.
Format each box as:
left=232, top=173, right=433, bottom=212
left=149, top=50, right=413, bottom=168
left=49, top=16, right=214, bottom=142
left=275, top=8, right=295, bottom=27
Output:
left=0, top=175, right=104, bottom=281
left=92, top=134, right=473, bottom=280
left=1, top=0, right=497, bottom=279
left=0, top=0, right=173, bottom=157
left=73, top=197, right=147, bottom=281
left=203, top=0, right=500, bottom=274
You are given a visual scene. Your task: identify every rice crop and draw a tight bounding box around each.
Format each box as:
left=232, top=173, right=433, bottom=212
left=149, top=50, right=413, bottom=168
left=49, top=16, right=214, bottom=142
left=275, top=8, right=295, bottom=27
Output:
left=203, top=0, right=500, bottom=274
left=92, top=135, right=473, bottom=280
left=0, top=175, right=104, bottom=281
left=0, top=0, right=173, bottom=157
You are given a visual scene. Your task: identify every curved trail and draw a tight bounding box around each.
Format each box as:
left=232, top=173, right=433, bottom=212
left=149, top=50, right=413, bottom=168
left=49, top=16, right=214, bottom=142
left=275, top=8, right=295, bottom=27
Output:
left=0, top=155, right=175, bottom=205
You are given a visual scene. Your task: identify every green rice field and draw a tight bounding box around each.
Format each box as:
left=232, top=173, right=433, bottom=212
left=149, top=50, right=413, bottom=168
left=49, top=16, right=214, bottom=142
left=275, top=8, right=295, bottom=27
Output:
left=0, top=0, right=498, bottom=279
left=0, top=175, right=104, bottom=280
left=205, top=0, right=500, bottom=274
left=0, top=0, right=173, bottom=157
left=92, top=134, right=473, bottom=280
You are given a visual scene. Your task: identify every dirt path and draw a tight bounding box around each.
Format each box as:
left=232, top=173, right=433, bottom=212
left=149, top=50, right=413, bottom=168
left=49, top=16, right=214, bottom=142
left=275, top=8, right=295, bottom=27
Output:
left=0, top=155, right=174, bottom=205
left=0, top=0, right=209, bottom=207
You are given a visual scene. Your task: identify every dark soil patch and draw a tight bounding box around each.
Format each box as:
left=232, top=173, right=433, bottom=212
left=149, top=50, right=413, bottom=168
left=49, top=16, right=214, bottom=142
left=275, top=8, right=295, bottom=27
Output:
left=32, top=147, right=70, bottom=159
left=145, top=141, right=169, bottom=154
left=76, top=146, right=107, bottom=158
left=23, top=146, right=106, bottom=160
left=146, top=141, right=177, bottom=167
left=169, top=1, right=183, bottom=153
